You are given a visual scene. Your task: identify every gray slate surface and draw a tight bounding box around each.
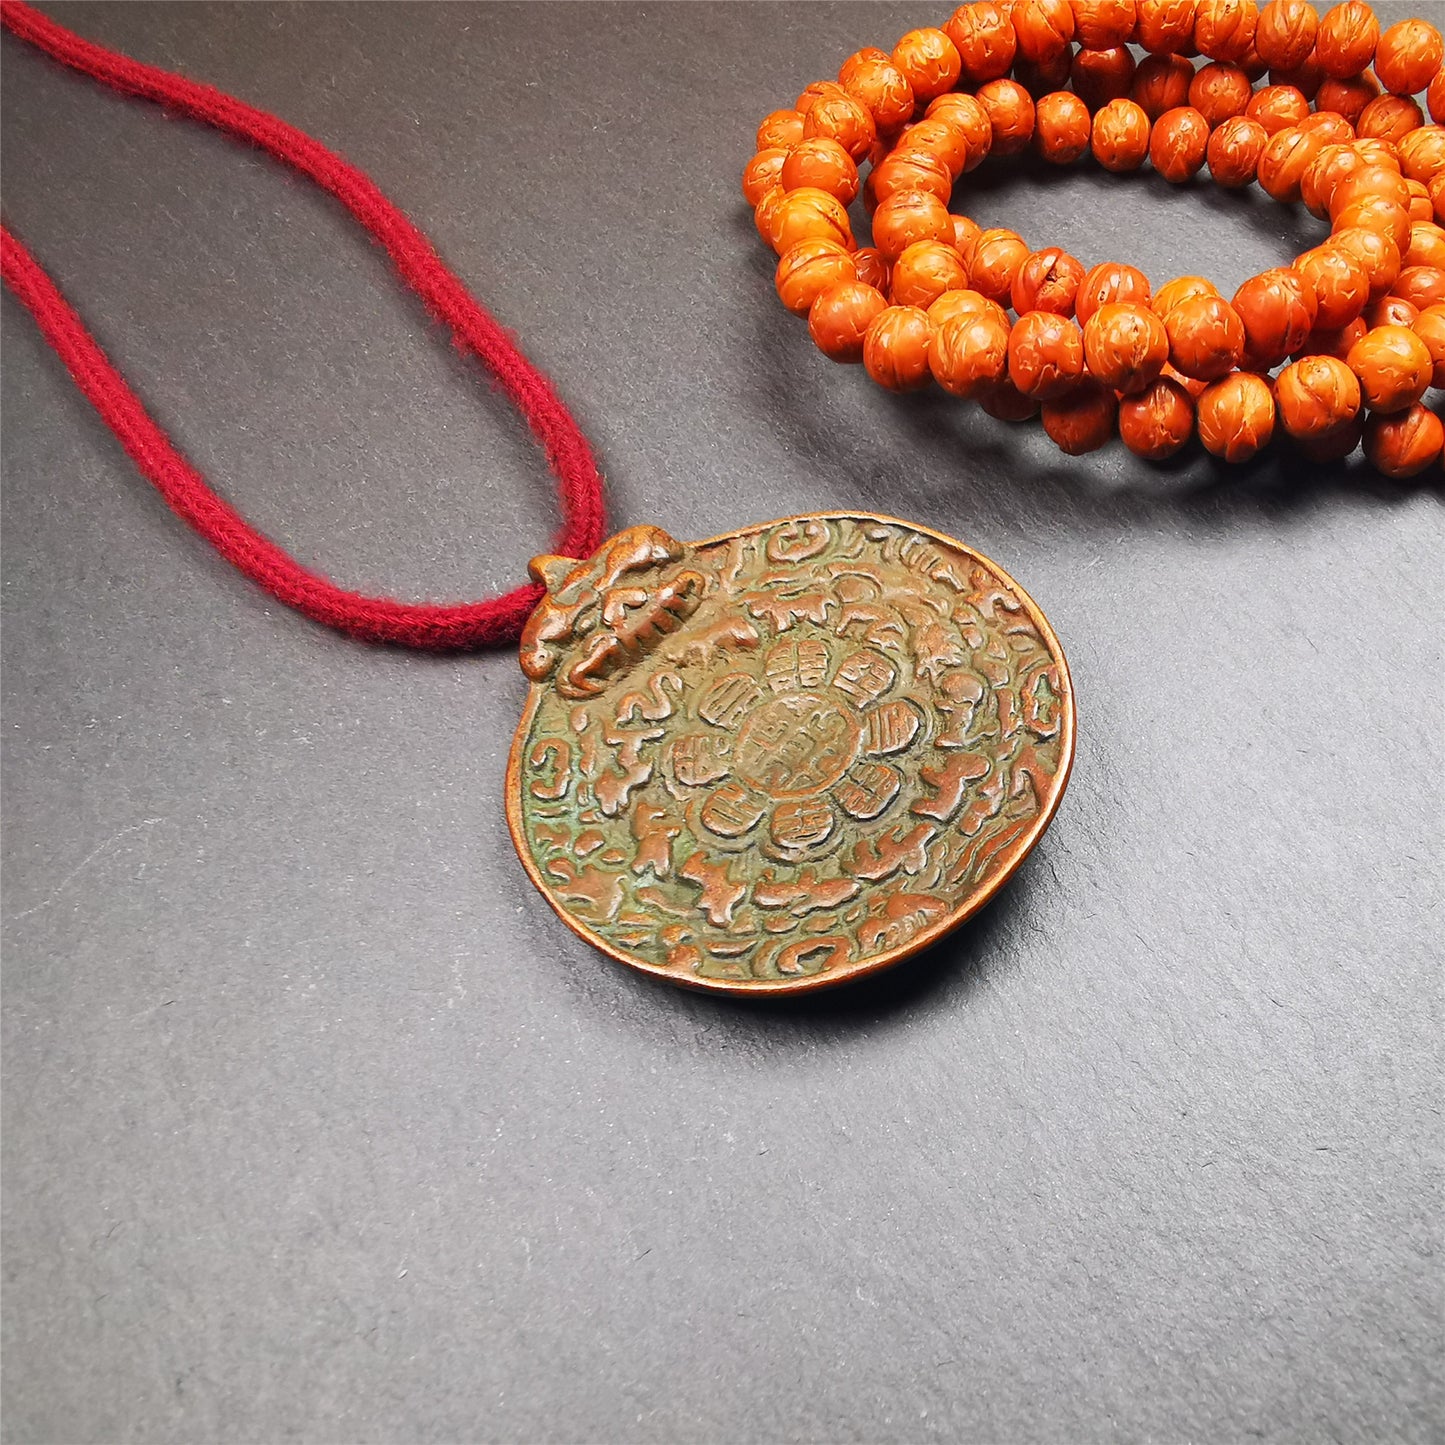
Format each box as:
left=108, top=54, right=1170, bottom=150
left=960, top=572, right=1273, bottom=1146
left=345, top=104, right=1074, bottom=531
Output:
left=3, top=3, right=1441, bottom=1442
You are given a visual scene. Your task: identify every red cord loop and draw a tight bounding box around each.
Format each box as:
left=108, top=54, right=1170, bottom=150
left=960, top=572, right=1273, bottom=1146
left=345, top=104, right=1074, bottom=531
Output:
left=0, top=0, right=607, bottom=648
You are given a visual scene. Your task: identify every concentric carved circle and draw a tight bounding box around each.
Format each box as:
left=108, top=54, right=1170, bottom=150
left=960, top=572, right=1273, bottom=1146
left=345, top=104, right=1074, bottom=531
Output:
left=506, top=512, right=1074, bottom=994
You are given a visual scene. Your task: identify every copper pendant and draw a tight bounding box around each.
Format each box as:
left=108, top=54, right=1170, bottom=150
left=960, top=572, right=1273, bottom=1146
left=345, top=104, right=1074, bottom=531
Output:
left=505, top=512, right=1074, bottom=994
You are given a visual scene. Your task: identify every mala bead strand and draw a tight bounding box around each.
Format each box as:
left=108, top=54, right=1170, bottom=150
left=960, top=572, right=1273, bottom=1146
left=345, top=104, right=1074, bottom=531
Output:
left=748, top=0, right=1445, bottom=474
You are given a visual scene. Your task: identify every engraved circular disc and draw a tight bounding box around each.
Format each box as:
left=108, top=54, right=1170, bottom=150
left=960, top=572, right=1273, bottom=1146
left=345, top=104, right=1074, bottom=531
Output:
left=506, top=511, right=1075, bottom=995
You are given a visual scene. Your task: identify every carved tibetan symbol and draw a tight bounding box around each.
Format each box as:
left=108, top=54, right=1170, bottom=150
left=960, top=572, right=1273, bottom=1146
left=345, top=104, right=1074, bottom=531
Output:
left=505, top=512, right=1074, bottom=994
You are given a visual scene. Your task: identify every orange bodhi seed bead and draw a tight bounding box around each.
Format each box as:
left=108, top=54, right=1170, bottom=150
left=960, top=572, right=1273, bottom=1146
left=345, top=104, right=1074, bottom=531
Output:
left=757, top=110, right=805, bottom=151
left=1247, top=83, right=1312, bottom=134
left=765, top=187, right=853, bottom=254
left=1364, top=295, right=1419, bottom=328
left=1395, top=264, right=1445, bottom=310
left=952, top=215, right=983, bottom=264
left=1164, top=295, right=1247, bottom=379
left=872, top=190, right=954, bottom=261
left=1333, top=195, right=1413, bottom=255
left=1208, top=115, right=1270, bottom=185
left=1153, top=274, right=1220, bottom=316
left=970, top=228, right=1033, bottom=303
left=1136, top=0, right=1200, bottom=56
left=1077, top=261, right=1153, bottom=322
left=1119, top=375, right=1196, bottom=458
left=839, top=53, right=916, bottom=135
left=1410, top=302, right=1445, bottom=385
left=1092, top=98, right=1153, bottom=170
left=1316, top=75, right=1379, bottom=126
left=776, top=238, right=857, bottom=317
left=1258, top=126, right=1327, bottom=202
left=1071, top=45, right=1137, bottom=111
left=794, top=81, right=845, bottom=116
left=1041, top=380, right=1119, bottom=454
left=928, top=311, right=1011, bottom=397
left=1012, top=247, right=1087, bottom=314
left=1195, top=0, right=1260, bottom=64
left=928, top=288, right=1009, bottom=330
left=1315, top=0, right=1379, bottom=80
left=900, top=117, right=974, bottom=178
left=1196, top=371, right=1276, bottom=460
left=977, top=79, right=1037, bottom=155
left=863, top=305, right=935, bottom=390
left=1405, top=223, right=1445, bottom=270
left=1255, top=0, right=1318, bottom=71
left=927, top=94, right=994, bottom=169
left=1346, top=323, right=1433, bottom=412
left=1190, top=63, right=1255, bottom=125
left=1035, top=91, right=1093, bottom=163
left=1073, top=0, right=1138, bottom=49
left=780, top=139, right=860, bottom=204
left=892, top=28, right=963, bottom=101
left=1013, top=0, right=1076, bottom=64
left=1298, top=110, right=1356, bottom=146
left=1083, top=302, right=1171, bottom=392
left=1275, top=354, right=1362, bottom=437
left=1232, top=267, right=1318, bottom=366
left=1150, top=106, right=1211, bottom=182
left=742, top=149, right=790, bottom=207
left=1296, top=244, right=1371, bottom=328
left=871, top=150, right=954, bottom=206
left=802, top=90, right=876, bottom=161
left=1430, top=67, right=1445, bottom=125
left=1132, top=54, right=1194, bottom=119
left=945, top=3, right=1018, bottom=86
left=1007, top=311, right=1087, bottom=399
left=808, top=281, right=888, bottom=362
left=1358, top=95, right=1424, bottom=146
left=1302, top=143, right=1369, bottom=217
left=853, top=247, right=891, bottom=292
left=890, top=240, right=971, bottom=308
left=1364, top=404, right=1445, bottom=476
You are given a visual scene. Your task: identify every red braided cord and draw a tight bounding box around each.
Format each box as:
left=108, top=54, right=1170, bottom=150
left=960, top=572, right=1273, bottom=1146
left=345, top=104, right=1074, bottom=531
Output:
left=0, top=0, right=607, bottom=648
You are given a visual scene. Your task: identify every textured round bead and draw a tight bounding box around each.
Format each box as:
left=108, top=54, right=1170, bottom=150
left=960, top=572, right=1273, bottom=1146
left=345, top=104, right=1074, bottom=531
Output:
left=765, top=187, right=854, bottom=253
left=1296, top=245, right=1371, bottom=328
left=977, top=78, right=1037, bottom=153
left=1077, top=261, right=1153, bottom=321
left=1132, top=54, right=1195, bottom=119
left=1315, top=0, right=1381, bottom=80
left=1083, top=303, right=1171, bottom=392
left=742, top=149, right=790, bottom=207
left=1071, top=45, right=1137, bottom=110
left=1233, top=267, right=1318, bottom=366
left=1190, top=62, right=1256, bottom=125
left=1196, top=371, right=1277, bottom=459
left=1276, top=354, right=1363, bottom=437
left=1041, top=380, right=1119, bottom=453
left=1410, top=301, right=1445, bottom=385
left=757, top=109, right=805, bottom=151
left=781, top=139, right=861, bottom=204
left=1194, top=0, right=1260, bottom=64
left=945, top=3, right=1017, bottom=85
left=891, top=28, right=963, bottom=101
left=889, top=240, right=970, bottom=307
left=1255, top=0, right=1319, bottom=72
left=928, top=310, right=1011, bottom=396
left=776, top=238, right=858, bottom=316
left=1092, top=98, right=1153, bottom=169
left=802, top=89, right=877, bottom=160
left=970, top=228, right=1033, bottom=303
left=1118, top=375, right=1197, bottom=458
left=1136, top=0, right=1201, bottom=56
left=1011, top=247, right=1087, bottom=314
left=1008, top=311, right=1087, bottom=398
left=808, top=281, right=888, bottom=362
left=871, top=190, right=954, bottom=260
left=1013, top=0, right=1076, bottom=64
left=839, top=52, right=916, bottom=134
left=863, top=305, right=935, bottom=389
left=1346, top=323, right=1434, bottom=411
left=1164, top=295, right=1247, bottom=379
left=1247, top=83, right=1312, bottom=134
left=1208, top=115, right=1270, bottom=185
left=1151, top=106, right=1212, bottom=181
left=1153, top=275, right=1220, bottom=316
left=1363, top=403, right=1445, bottom=475
left=1035, top=91, right=1093, bottom=162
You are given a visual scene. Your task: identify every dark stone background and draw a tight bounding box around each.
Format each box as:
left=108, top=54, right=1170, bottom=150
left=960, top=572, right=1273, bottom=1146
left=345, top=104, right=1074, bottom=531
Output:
left=3, top=4, right=1440, bottom=1441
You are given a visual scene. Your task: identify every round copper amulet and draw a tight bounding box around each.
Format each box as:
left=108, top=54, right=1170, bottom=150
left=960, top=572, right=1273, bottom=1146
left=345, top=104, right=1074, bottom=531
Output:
left=506, top=513, right=1074, bottom=994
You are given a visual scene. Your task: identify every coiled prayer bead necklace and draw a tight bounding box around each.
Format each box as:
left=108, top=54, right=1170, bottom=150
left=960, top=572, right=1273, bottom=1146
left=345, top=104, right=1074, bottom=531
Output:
left=744, top=0, right=1445, bottom=478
